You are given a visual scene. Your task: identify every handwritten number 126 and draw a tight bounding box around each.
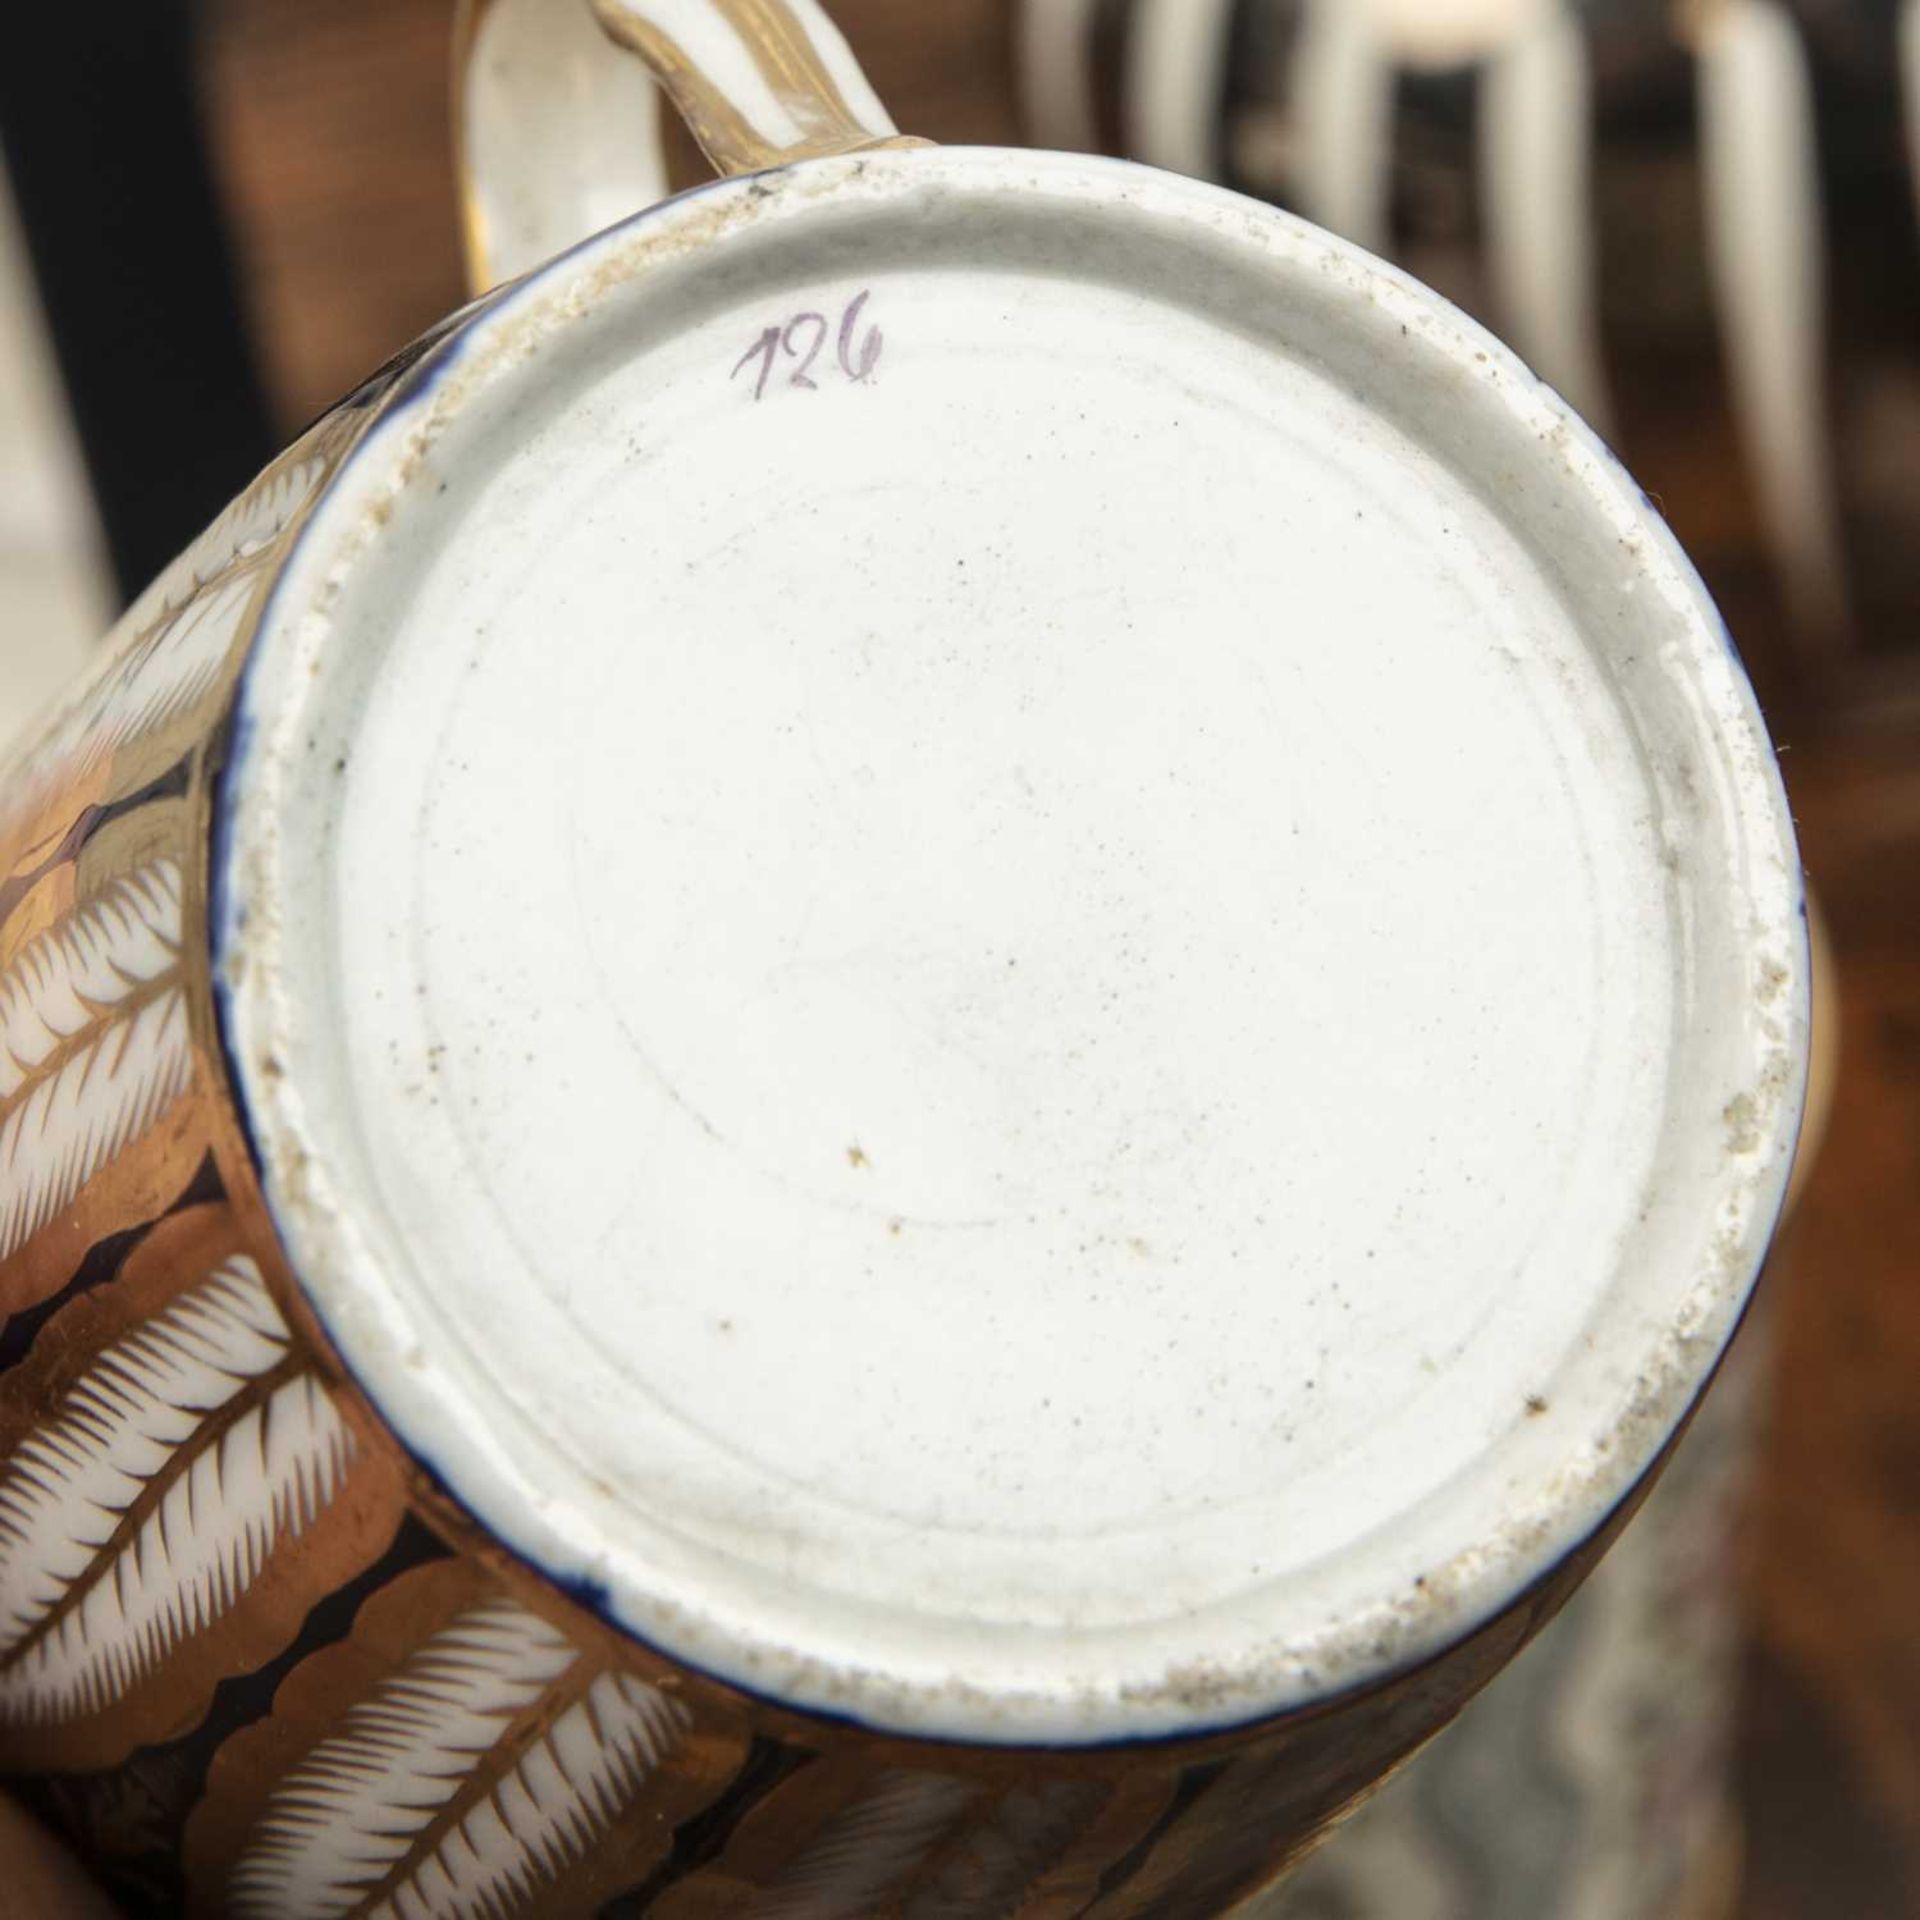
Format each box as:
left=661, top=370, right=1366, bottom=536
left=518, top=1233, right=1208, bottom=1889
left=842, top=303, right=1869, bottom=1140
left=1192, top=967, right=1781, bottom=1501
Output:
left=733, top=291, right=883, bottom=401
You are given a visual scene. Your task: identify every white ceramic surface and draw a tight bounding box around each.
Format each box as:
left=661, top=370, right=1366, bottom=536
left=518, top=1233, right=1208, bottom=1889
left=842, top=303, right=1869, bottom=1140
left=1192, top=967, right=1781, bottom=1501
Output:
left=0, top=158, right=106, bottom=755
left=1129, top=0, right=1238, bottom=180
left=460, top=0, right=672, bottom=290
left=219, top=148, right=1806, bottom=1744
left=1481, top=6, right=1611, bottom=431
left=1698, top=0, right=1848, bottom=642
left=1020, top=0, right=1104, bottom=158
left=1290, top=0, right=1396, bottom=255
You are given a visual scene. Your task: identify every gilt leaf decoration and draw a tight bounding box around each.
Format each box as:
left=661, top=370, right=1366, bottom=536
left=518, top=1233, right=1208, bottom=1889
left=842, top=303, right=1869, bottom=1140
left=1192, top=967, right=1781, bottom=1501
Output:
left=0, top=859, right=191, bottom=1270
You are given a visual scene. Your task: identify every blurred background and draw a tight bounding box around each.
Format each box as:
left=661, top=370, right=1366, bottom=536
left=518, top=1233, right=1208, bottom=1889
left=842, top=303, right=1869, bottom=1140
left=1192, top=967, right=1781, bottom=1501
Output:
left=0, top=1, right=1913, bottom=1914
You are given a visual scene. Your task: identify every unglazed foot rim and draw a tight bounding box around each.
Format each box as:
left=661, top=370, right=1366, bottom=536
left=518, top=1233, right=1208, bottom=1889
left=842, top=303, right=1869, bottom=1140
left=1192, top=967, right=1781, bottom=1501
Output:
left=217, top=148, right=1808, bottom=1744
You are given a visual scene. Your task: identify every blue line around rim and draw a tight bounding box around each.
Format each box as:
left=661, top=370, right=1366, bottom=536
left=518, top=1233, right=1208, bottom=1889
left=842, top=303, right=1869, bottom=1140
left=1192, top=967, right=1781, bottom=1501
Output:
left=203, top=144, right=1813, bottom=1751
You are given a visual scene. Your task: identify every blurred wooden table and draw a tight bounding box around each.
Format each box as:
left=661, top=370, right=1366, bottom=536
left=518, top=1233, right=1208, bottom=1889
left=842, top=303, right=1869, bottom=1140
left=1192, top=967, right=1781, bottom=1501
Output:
left=1740, top=736, right=1920, bottom=1920
left=196, top=2, right=1918, bottom=1912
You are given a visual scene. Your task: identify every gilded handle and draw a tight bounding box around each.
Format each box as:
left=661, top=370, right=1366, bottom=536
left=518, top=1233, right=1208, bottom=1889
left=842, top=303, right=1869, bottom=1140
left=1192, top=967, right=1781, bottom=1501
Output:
left=590, top=0, right=902, bottom=177
left=456, top=0, right=913, bottom=295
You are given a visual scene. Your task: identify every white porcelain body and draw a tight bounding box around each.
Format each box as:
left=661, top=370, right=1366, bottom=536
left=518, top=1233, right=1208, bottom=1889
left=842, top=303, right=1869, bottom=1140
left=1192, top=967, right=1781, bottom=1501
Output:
left=215, top=144, right=1807, bottom=1746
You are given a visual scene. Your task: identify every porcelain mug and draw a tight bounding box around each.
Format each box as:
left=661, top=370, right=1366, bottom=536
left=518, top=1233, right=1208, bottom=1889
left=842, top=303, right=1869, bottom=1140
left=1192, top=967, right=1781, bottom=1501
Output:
left=0, top=2, right=1807, bottom=1913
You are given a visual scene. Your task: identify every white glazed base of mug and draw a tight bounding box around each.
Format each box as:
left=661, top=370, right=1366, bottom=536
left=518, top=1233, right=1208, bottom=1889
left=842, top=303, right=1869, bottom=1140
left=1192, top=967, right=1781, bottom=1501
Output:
left=219, top=149, right=1806, bottom=1744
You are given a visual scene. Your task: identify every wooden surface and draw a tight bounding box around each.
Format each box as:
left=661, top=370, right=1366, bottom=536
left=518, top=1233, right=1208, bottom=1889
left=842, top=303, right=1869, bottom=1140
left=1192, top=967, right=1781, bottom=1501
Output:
left=1740, top=737, right=1920, bottom=1919
left=193, top=2, right=1917, bottom=1912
